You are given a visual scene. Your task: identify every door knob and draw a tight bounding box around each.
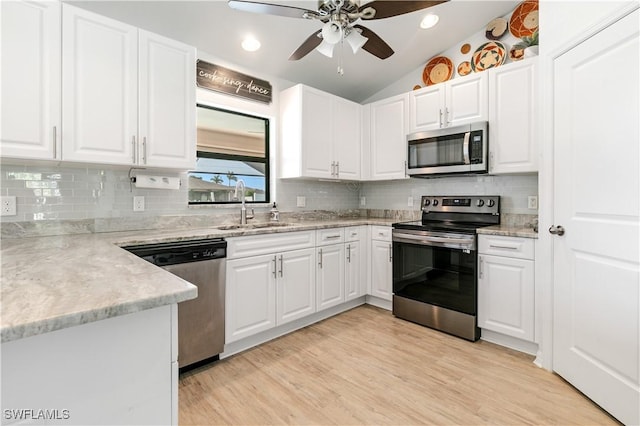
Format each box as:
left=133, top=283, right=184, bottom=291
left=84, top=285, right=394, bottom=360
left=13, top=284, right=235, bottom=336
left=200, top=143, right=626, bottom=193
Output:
left=548, top=225, right=565, bottom=236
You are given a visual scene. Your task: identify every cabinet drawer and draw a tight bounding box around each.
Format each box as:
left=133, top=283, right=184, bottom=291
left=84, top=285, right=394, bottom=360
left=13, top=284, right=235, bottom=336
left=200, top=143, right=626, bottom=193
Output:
left=227, top=231, right=315, bottom=259
left=478, top=235, right=534, bottom=260
left=371, top=225, right=392, bottom=241
left=344, top=226, right=362, bottom=242
left=316, top=228, right=345, bottom=246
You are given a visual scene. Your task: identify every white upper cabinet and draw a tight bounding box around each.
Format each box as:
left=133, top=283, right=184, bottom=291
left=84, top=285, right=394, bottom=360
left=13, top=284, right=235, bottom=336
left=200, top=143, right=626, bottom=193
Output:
left=1, top=1, right=61, bottom=160
left=279, top=84, right=361, bottom=180
left=368, top=93, right=409, bottom=180
left=409, top=72, right=488, bottom=133
left=138, top=30, right=196, bottom=169
left=60, top=4, right=195, bottom=168
left=488, top=58, right=538, bottom=174
left=61, top=4, right=138, bottom=165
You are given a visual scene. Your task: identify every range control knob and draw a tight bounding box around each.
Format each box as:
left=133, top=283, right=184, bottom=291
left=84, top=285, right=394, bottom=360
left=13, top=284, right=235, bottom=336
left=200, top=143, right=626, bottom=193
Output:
left=432, top=199, right=439, bottom=206
left=476, top=199, right=485, bottom=207
left=423, top=199, right=431, bottom=207
left=487, top=199, right=496, bottom=207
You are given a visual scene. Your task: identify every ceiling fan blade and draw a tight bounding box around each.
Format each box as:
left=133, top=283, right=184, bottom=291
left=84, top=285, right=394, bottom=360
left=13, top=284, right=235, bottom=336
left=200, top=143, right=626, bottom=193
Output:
left=361, top=0, right=448, bottom=20
left=289, top=29, right=323, bottom=60
left=353, top=25, right=394, bottom=59
left=228, top=0, right=316, bottom=19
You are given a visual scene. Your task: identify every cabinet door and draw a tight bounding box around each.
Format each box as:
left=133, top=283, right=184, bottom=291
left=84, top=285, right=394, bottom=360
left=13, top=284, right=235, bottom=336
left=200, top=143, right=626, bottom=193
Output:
left=62, top=4, right=138, bottom=165
left=369, top=93, right=408, bottom=180
left=446, top=72, right=488, bottom=127
left=316, top=244, right=345, bottom=311
left=301, top=87, right=334, bottom=178
left=409, top=84, right=445, bottom=132
left=226, top=254, right=276, bottom=343
left=1, top=0, right=60, bottom=160
left=345, top=241, right=362, bottom=301
left=489, top=59, right=538, bottom=174
left=478, top=254, right=534, bottom=341
left=277, top=248, right=316, bottom=325
left=139, top=30, right=196, bottom=169
left=333, top=97, right=361, bottom=180
left=370, top=240, right=392, bottom=300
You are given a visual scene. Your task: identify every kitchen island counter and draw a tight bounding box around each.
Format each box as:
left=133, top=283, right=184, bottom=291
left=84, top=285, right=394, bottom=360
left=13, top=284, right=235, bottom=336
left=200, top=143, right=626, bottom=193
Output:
left=0, top=218, right=395, bottom=343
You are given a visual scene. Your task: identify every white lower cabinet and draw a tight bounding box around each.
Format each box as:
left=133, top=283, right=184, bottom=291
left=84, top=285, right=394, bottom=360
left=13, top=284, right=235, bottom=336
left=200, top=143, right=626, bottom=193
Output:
left=225, top=231, right=317, bottom=343
left=316, top=243, right=346, bottom=311
left=345, top=227, right=365, bottom=302
left=369, top=226, right=393, bottom=301
left=478, top=235, right=535, bottom=342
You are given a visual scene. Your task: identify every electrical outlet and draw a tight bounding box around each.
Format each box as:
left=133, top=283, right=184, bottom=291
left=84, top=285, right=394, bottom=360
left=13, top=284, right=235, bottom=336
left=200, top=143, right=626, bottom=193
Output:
left=360, top=196, right=366, bottom=206
left=296, top=196, right=306, bottom=208
left=528, top=196, right=538, bottom=210
left=407, top=196, right=414, bottom=207
left=133, top=196, right=145, bottom=212
left=1, top=196, right=17, bottom=216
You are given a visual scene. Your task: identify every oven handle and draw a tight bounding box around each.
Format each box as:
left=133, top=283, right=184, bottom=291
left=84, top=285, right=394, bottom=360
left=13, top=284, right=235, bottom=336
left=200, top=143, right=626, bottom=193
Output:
left=463, top=131, right=471, bottom=165
left=393, top=233, right=472, bottom=245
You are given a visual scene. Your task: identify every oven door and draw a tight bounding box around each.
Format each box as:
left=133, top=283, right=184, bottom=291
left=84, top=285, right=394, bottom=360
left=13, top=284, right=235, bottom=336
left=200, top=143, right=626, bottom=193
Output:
left=392, top=235, right=477, bottom=315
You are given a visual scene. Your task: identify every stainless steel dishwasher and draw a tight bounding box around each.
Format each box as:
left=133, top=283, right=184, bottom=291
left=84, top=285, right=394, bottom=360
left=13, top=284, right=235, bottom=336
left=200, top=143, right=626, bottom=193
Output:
left=124, top=238, right=226, bottom=370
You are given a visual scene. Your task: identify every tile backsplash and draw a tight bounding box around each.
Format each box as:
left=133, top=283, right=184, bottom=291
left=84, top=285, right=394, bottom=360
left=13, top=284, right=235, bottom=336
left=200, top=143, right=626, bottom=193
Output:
left=1, top=163, right=537, bottom=228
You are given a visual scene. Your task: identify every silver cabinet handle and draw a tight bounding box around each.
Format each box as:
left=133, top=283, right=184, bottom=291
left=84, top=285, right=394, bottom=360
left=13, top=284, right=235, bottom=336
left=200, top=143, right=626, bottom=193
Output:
left=479, top=255, right=484, bottom=279
left=142, top=137, right=147, bottom=164
left=279, top=255, right=283, bottom=277
left=549, top=225, right=565, bottom=236
left=388, top=244, right=392, bottom=262
left=325, top=235, right=341, bottom=240
left=132, top=136, right=137, bottom=164
left=318, top=248, right=323, bottom=268
left=439, top=109, right=443, bottom=128
left=445, top=107, right=451, bottom=126
left=489, top=244, right=518, bottom=250
left=347, top=244, right=351, bottom=263
left=336, top=161, right=339, bottom=178
left=272, top=256, right=277, bottom=278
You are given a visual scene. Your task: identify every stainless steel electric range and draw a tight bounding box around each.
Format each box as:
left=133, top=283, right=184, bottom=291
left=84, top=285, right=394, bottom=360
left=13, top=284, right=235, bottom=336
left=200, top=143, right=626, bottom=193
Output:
left=392, top=195, right=500, bottom=341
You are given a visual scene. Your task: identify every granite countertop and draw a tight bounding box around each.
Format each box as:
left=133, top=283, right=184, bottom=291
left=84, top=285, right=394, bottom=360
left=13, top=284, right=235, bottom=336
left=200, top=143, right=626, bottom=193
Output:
left=0, top=218, right=395, bottom=343
left=477, top=225, right=538, bottom=239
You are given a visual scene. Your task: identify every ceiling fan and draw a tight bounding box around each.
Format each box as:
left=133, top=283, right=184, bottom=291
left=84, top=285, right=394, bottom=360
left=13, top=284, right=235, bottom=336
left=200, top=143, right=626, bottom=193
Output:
left=228, top=0, right=448, bottom=61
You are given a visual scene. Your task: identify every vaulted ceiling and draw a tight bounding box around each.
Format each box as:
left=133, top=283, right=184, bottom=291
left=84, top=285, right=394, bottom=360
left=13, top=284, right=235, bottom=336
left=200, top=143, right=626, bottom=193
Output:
left=67, top=0, right=519, bottom=103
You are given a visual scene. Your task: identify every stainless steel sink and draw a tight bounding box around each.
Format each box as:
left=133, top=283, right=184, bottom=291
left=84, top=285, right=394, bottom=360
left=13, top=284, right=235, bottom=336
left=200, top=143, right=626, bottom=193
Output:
left=216, top=222, right=295, bottom=230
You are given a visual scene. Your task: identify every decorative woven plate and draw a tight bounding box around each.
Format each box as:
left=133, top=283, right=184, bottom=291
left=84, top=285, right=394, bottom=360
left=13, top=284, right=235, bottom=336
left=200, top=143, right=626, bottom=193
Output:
left=485, top=17, right=508, bottom=40
left=422, top=56, right=453, bottom=86
left=457, top=61, right=472, bottom=76
left=509, top=0, right=539, bottom=38
left=471, top=41, right=507, bottom=72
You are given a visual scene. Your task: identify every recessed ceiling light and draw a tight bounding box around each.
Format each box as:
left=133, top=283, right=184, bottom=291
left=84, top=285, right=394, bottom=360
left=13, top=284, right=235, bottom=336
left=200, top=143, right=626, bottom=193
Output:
left=241, top=36, right=261, bottom=52
left=420, top=13, right=439, bottom=29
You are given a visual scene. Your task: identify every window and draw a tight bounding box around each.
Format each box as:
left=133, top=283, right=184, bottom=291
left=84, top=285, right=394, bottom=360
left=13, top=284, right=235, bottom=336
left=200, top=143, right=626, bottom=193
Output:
left=189, top=105, right=270, bottom=204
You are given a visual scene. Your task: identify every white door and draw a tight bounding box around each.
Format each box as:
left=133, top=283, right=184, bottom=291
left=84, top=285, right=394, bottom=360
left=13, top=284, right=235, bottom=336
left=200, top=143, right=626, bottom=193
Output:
left=445, top=72, right=487, bottom=127
left=226, top=254, right=276, bottom=343
left=409, top=85, right=444, bottom=132
left=369, top=94, right=408, bottom=180
left=61, top=4, right=138, bottom=165
left=370, top=240, right=392, bottom=300
left=302, top=87, right=333, bottom=178
left=316, top=244, right=345, bottom=311
left=1, top=0, right=60, bottom=160
left=333, top=97, right=361, bottom=180
left=552, top=9, right=639, bottom=426
left=277, top=248, right=316, bottom=325
left=138, top=30, right=196, bottom=169
left=345, top=241, right=361, bottom=301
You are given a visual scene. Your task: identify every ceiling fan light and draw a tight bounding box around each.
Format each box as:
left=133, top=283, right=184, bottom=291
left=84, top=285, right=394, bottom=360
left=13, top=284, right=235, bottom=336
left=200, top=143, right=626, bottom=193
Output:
left=316, top=40, right=335, bottom=58
left=345, top=29, right=368, bottom=54
left=420, top=13, right=439, bottom=29
left=321, top=21, right=343, bottom=44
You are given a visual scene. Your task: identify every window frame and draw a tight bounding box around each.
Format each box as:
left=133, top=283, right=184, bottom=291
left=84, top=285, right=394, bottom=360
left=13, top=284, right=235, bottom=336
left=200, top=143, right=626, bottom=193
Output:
left=189, top=104, right=270, bottom=205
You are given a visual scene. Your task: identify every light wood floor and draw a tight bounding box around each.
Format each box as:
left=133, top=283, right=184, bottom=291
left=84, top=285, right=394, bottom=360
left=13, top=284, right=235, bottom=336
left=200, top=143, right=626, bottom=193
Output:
left=179, top=305, right=619, bottom=425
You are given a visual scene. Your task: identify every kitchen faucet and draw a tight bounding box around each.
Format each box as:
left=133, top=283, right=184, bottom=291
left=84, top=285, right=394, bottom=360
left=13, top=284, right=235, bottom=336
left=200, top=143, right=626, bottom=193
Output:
left=234, top=179, right=254, bottom=225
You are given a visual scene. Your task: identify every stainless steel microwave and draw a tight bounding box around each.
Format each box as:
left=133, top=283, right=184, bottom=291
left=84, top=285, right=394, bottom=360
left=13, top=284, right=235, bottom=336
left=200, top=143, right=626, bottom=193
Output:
left=407, top=121, right=488, bottom=177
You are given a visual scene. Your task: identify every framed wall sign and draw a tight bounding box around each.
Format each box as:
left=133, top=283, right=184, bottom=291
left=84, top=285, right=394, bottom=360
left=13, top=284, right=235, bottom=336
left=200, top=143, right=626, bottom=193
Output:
left=196, top=60, right=272, bottom=104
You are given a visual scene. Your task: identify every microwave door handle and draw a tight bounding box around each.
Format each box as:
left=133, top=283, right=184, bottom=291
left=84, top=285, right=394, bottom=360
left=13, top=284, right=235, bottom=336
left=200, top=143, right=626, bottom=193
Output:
left=463, top=131, right=471, bottom=165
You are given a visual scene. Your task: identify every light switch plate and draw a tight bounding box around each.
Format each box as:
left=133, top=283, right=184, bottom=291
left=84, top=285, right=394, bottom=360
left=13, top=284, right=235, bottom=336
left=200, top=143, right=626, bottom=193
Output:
left=1, top=196, right=17, bottom=216
left=528, top=196, right=538, bottom=209
left=407, top=196, right=414, bottom=207
left=133, top=196, right=145, bottom=212
left=296, top=196, right=306, bottom=208
left=360, top=196, right=366, bottom=206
